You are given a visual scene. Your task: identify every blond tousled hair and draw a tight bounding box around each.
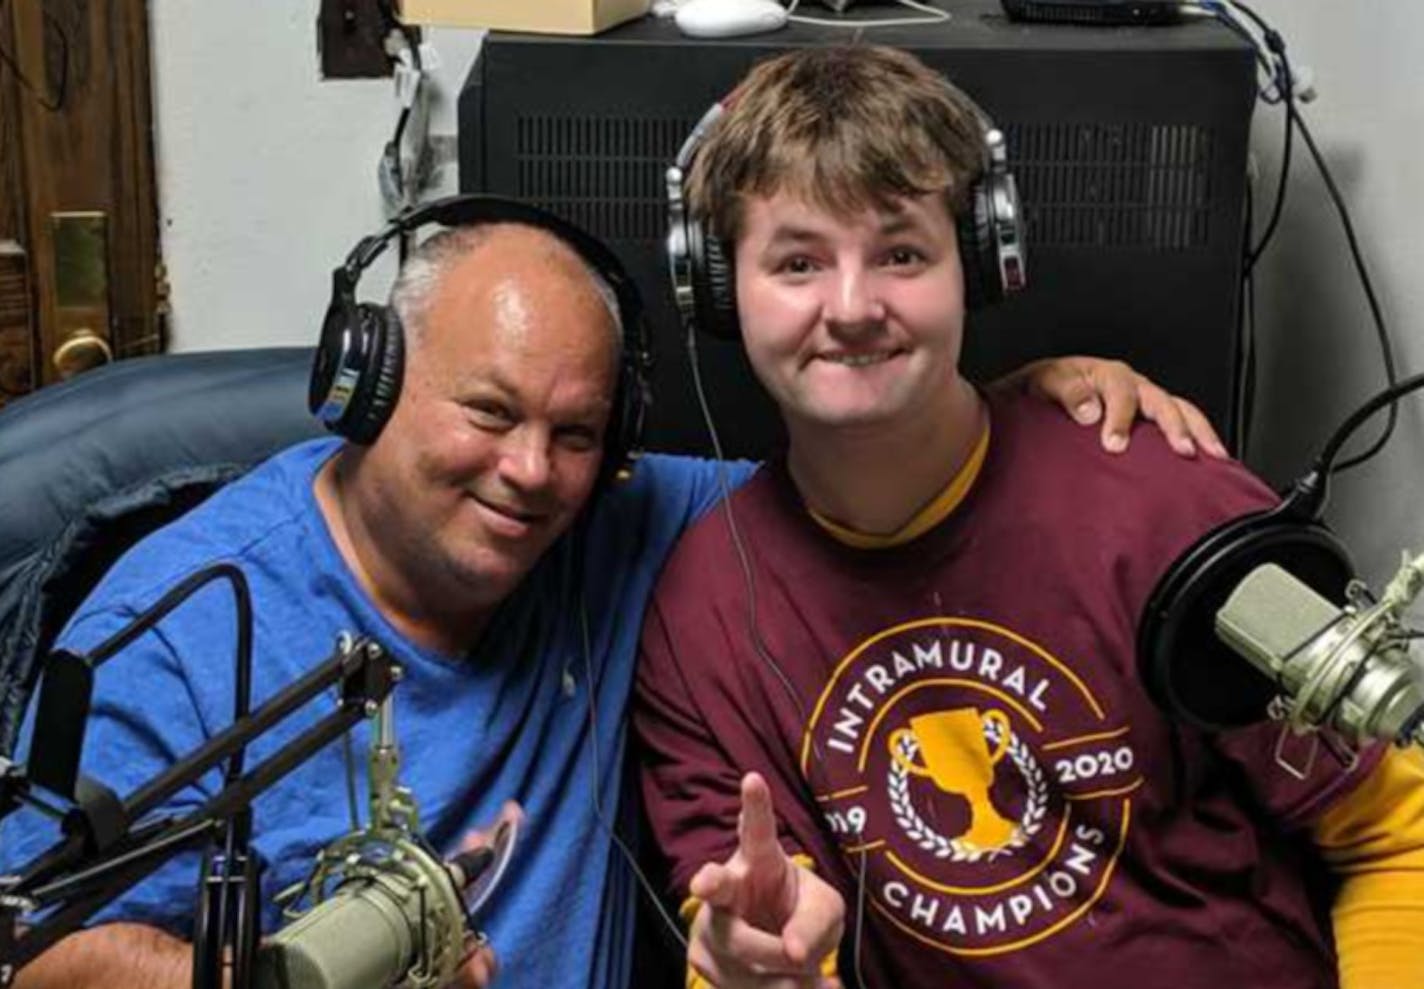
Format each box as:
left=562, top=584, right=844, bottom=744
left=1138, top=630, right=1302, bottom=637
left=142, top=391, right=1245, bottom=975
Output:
left=687, top=45, right=989, bottom=245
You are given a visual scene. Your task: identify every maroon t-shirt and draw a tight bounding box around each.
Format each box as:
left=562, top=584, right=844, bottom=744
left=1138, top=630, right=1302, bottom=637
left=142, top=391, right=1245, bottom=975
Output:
left=635, top=390, right=1379, bottom=989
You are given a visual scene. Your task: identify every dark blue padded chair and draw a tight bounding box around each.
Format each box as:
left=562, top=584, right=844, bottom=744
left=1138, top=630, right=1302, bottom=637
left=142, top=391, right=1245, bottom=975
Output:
left=0, top=348, right=322, bottom=753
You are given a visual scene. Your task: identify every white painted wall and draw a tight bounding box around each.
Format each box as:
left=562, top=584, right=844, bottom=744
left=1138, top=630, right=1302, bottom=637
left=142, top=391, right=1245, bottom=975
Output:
left=148, top=2, right=484, bottom=351
left=1242, top=1, right=1424, bottom=580
left=148, top=2, right=1422, bottom=578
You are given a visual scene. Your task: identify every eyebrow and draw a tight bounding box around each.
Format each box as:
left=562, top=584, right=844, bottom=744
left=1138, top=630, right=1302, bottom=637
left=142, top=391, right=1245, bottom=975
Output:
left=458, top=373, right=610, bottom=422
left=454, top=372, right=511, bottom=400
left=877, top=213, right=925, bottom=236
left=763, top=211, right=930, bottom=248
left=763, top=225, right=826, bottom=248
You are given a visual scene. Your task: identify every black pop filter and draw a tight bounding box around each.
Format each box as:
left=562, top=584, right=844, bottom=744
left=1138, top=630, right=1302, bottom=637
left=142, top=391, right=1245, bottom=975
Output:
left=1135, top=496, right=1354, bottom=732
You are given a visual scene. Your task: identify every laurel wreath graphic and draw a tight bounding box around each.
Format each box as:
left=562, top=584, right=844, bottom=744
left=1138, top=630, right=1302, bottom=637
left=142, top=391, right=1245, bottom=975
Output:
left=888, top=716, right=1048, bottom=864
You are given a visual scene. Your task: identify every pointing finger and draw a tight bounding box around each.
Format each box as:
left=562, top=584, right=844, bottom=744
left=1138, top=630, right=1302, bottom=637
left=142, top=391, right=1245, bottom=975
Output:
left=738, top=772, right=783, bottom=871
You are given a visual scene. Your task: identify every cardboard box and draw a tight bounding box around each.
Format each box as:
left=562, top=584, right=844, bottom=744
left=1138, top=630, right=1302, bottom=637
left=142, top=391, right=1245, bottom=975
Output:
left=399, top=0, right=651, bottom=35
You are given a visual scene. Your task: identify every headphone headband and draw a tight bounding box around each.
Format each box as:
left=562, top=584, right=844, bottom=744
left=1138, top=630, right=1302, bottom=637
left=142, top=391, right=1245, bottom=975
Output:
left=311, top=194, right=650, bottom=488
left=341, top=197, right=645, bottom=328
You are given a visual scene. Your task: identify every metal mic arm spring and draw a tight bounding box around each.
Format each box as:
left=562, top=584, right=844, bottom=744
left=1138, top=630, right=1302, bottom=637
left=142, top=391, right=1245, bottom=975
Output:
left=264, top=679, right=469, bottom=989
left=273, top=684, right=431, bottom=922
left=1289, top=551, right=1424, bottom=750
left=368, top=689, right=420, bottom=837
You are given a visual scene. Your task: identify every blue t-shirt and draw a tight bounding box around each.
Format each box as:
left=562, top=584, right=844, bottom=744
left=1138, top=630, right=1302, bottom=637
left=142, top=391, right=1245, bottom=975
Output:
left=1, top=438, right=753, bottom=989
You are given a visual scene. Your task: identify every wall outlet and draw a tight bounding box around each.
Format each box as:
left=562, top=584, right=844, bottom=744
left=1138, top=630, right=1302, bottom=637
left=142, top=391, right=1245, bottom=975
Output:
left=318, top=0, right=411, bottom=79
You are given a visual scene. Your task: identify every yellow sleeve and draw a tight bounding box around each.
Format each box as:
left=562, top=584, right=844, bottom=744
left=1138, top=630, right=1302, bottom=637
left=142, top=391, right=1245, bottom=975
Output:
left=682, top=855, right=839, bottom=989
left=681, top=897, right=712, bottom=989
left=1312, top=747, right=1424, bottom=989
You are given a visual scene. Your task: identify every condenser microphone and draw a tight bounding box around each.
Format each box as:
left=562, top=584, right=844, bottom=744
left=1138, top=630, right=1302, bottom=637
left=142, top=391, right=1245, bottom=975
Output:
left=254, top=819, right=516, bottom=989
left=1215, top=561, right=1424, bottom=748
left=1136, top=488, right=1357, bottom=732
left=1139, top=372, right=1424, bottom=740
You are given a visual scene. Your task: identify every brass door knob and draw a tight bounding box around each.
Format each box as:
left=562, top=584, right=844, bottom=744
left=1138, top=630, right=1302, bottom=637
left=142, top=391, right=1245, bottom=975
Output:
left=52, top=328, right=113, bottom=379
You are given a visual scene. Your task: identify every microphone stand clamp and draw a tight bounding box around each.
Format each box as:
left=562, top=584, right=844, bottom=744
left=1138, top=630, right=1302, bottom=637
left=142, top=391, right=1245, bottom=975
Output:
left=270, top=690, right=468, bottom=989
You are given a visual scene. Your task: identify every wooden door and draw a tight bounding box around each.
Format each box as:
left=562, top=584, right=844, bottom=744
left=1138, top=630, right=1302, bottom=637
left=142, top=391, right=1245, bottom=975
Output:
left=0, top=0, right=162, bottom=409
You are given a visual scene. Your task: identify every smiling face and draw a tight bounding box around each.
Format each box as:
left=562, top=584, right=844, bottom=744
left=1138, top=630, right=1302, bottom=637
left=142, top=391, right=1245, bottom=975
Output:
left=734, top=189, right=968, bottom=434
left=361, top=225, right=618, bottom=610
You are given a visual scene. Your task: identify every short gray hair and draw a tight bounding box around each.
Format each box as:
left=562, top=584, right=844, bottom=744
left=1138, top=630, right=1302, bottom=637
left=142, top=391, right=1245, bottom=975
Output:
left=389, top=223, right=624, bottom=354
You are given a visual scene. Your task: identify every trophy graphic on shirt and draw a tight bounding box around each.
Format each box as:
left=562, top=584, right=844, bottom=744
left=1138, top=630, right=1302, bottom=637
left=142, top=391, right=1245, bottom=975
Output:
left=890, top=707, right=1018, bottom=850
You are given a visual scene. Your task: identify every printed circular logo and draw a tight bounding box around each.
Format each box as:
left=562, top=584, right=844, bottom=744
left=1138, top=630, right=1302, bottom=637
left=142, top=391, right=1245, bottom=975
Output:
left=801, top=618, right=1142, bottom=956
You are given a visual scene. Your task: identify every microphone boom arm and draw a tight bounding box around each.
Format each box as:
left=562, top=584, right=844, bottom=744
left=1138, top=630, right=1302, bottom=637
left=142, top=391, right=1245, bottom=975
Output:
left=0, top=634, right=401, bottom=987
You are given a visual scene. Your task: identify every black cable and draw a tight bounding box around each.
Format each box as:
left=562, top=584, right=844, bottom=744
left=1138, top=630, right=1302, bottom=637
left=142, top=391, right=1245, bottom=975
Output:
left=1233, top=179, right=1255, bottom=456
left=1196, top=8, right=1290, bottom=271
left=1210, top=3, right=1296, bottom=271
left=1196, top=2, right=1281, bottom=457
left=1207, top=0, right=1401, bottom=475
left=569, top=530, right=690, bottom=955
left=1224, top=0, right=1272, bottom=39
left=1244, top=46, right=1293, bottom=271
left=1242, top=266, right=1256, bottom=454
left=1309, top=371, right=1424, bottom=481
left=686, top=323, right=814, bottom=729
left=377, top=0, right=422, bottom=264
left=0, top=1, right=68, bottom=112
left=1286, top=102, right=1400, bottom=474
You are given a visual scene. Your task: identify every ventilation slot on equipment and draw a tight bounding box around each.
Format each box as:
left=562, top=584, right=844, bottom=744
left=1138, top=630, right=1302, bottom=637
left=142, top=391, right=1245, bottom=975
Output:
left=515, top=115, right=696, bottom=243
left=1008, top=122, right=1213, bottom=250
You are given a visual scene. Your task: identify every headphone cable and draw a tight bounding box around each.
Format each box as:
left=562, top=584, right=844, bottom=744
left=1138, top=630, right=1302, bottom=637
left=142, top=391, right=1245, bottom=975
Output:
left=571, top=532, right=690, bottom=954
left=684, top=320, right=869, bottom=975
left=685, top=324, right=817, bottom=734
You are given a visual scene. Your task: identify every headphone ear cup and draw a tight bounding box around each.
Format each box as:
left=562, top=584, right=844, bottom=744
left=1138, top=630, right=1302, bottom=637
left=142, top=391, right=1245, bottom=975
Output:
left=690, top=220, right=740, bottom=341
left=369, top=305, right=406, bottom=435
left=1136, top=509, right=1354, bottom=731
left=342, top=303, right=405, bottom=446
left=322, top=194, right=647, bottom=473
left=310, top=297, right=355, bottom=421
left=959, top=180, right=998, bottom=311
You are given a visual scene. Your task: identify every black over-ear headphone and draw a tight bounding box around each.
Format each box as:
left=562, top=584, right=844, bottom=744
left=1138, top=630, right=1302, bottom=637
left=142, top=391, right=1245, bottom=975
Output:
left=1135, top=481, right=1354, bottom=732
left=664, top=97, right=1028, bottom=341
left=310, top=195, right=651, bottom=487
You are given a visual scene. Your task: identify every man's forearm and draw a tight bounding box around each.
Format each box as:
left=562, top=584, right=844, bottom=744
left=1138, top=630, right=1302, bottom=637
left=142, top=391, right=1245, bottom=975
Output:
left=15, top=922, right=193, bottom=989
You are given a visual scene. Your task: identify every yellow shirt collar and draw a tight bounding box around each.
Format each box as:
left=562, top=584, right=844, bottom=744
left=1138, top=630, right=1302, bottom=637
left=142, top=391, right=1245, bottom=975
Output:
left=808, top=420, right=991, bottom=549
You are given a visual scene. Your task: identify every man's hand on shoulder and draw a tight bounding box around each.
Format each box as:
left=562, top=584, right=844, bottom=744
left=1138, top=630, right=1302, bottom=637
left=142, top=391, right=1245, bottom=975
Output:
left=687, top=773, right=844, bottom=989
left=997, top=355, right=1229, bottom=459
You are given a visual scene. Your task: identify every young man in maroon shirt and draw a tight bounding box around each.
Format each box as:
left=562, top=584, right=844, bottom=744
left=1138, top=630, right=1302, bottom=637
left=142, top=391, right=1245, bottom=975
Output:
left=635, top=46, right=1424, bottom=989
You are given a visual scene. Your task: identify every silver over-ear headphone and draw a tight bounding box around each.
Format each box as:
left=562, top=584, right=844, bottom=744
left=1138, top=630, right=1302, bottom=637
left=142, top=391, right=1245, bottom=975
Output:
left=665, top=95, right=1027, bottom=341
